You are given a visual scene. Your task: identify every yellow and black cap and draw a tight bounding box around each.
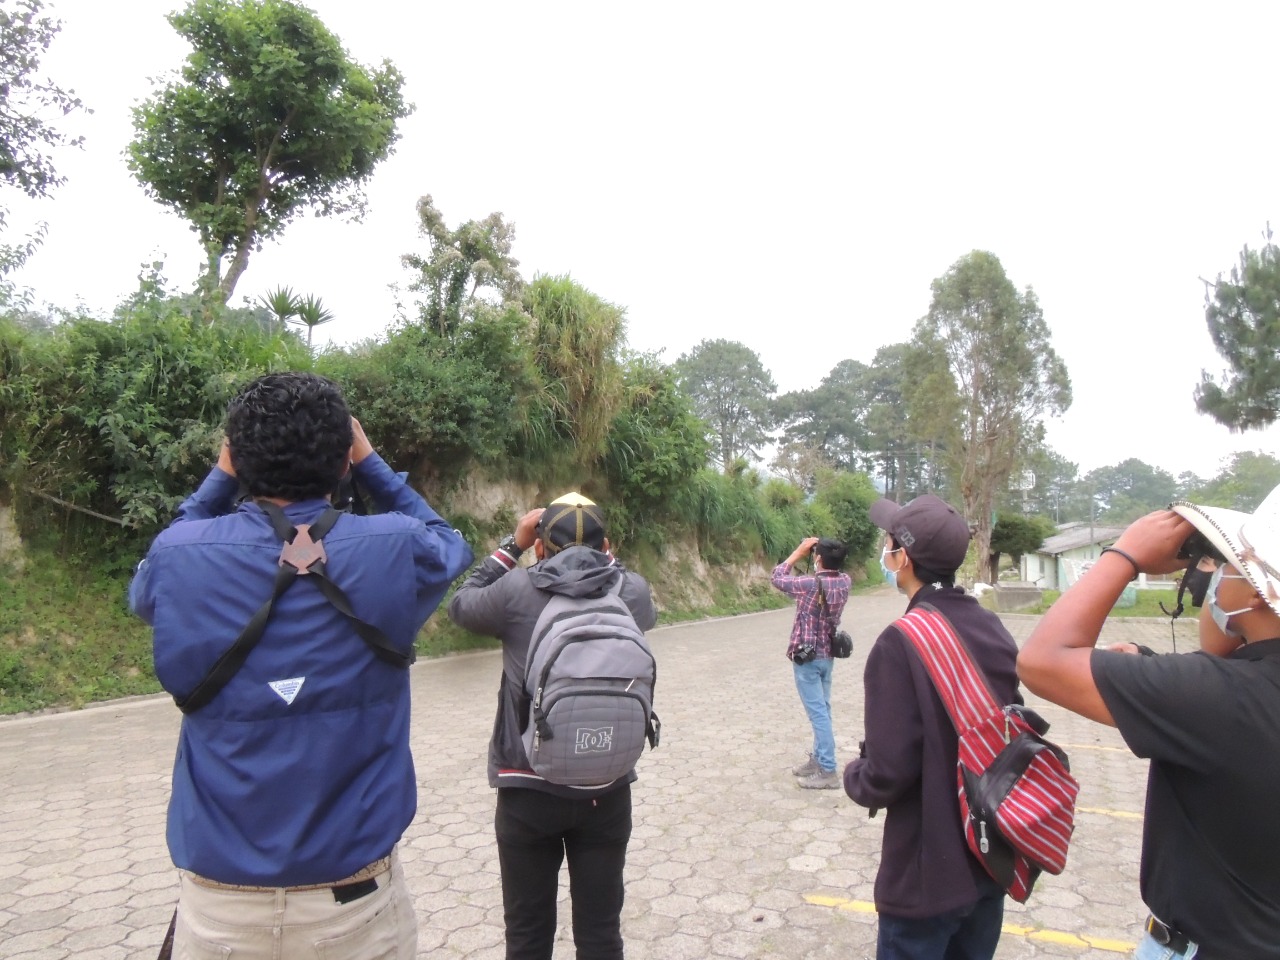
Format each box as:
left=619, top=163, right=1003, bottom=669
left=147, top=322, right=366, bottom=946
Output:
left=537, top=492, right=607, bottom=555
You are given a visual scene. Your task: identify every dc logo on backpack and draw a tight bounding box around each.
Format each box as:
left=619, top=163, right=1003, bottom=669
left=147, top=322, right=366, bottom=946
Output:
left=575, top=727, right=615, bottom=753
left=523, top=585, right=659, bottom=786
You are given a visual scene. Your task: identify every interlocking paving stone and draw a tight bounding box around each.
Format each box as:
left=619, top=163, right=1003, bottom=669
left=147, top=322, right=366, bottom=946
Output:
left=0, top=590, right=1175, bottom=958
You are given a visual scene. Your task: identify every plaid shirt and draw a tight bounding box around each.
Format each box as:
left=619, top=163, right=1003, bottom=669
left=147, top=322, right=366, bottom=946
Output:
left=771, top=563, right=852, bottom=660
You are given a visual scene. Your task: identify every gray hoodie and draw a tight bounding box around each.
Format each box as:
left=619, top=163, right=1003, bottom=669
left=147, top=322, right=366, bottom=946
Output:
left=448, top=545, right=657, bottom=797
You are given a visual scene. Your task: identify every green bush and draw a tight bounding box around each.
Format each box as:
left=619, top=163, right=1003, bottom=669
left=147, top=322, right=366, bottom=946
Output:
left=317, top=307, right=532, bottom=489
left=601, top=355, right=709, bottom=550
left=1, top=277, right=309, bottom=549
left=812, top=469, right=881, bottom=567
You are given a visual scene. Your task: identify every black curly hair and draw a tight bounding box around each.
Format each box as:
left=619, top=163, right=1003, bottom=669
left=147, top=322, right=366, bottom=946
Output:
left=226, top=372, right=354, bottom=501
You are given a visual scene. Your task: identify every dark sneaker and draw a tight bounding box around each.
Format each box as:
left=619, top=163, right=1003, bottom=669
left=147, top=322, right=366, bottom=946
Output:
left=792, top=755, right=821, bottom=777
left=798, top=768, right=840, bottom=790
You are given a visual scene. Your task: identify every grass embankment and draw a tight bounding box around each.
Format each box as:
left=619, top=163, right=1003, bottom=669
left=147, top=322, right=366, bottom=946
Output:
left=0, top=552, right=157, bottom=714
left=0, top=551, right=808, bottom=716
left=1013, top=588, right=1182, bottom=617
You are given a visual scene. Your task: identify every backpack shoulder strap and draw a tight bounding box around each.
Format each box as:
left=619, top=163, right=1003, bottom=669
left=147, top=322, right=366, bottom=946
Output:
left=175, top=553, right=297, bottom=714
left=298, top=507, right=414, bottom=670
left=175, top=502, right=410, bottom=715
left=895, top=605, right=1000, bottom=733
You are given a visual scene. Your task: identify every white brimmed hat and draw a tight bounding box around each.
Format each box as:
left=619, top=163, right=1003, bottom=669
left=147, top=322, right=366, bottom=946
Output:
left=1171, top=487, right=1280, bottom=615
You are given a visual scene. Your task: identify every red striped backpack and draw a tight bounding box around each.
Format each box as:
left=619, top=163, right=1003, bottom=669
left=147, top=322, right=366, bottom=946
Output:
left=896, top=606, right=1079, bottom=903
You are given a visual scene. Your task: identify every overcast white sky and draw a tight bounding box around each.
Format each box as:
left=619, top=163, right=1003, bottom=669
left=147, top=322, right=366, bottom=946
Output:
left=9, top=0, right=1280, bottom=480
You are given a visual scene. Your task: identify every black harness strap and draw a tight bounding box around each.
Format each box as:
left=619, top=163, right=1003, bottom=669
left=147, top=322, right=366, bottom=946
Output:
left=174, top=501, right=411, bottom=715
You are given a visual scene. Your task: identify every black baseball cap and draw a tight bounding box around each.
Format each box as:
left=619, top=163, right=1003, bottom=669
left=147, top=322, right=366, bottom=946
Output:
left=537, top=492, right=607, bottom=555
left=869, top=494, right=971, bottom=573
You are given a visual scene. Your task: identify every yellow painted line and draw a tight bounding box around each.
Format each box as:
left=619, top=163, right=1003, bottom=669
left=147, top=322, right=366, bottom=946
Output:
left=806, top=894, right=877, bottom=914
left=1077, top=805, right=1145, bottom=821
left=805, top=896, right=1134, bottom=953
left=1058, top=742, right=1132, bottom=754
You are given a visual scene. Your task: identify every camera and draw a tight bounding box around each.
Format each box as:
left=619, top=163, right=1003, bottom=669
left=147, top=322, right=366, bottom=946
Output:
left=1177, top=530, right=1226, bottom=565
left=790, top=643, right=817, bottom=665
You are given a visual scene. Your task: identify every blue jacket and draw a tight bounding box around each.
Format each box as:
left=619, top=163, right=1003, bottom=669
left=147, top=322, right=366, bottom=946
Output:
left=129, top=454, right=473, bottom=886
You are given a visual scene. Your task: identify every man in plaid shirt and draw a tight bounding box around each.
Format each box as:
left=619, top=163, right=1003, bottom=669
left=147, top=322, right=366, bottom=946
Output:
left=771, top=536, right=851, bottom=789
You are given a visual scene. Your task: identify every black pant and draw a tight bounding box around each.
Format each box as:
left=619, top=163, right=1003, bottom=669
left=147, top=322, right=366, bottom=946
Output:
left=494, top=784, right=632, bottom=960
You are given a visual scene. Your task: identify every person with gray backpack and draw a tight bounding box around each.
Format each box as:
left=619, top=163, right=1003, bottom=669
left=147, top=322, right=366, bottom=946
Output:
left=448, top=492, right=658, bottom=960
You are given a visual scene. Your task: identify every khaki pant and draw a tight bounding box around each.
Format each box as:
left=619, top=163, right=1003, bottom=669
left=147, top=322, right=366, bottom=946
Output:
left=174, top=850, right=417, bottom=960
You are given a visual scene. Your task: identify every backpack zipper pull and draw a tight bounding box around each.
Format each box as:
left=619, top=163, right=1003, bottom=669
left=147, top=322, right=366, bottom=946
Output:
left=979, top=820, right=990, bottom=854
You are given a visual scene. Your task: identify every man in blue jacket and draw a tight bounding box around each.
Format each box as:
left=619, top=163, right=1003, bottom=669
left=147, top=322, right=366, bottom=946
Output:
left=130, top=372, right=472, bottom=959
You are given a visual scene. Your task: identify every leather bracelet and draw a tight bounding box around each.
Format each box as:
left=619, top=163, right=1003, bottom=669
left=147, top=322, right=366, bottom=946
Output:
left=1100, top=546, right=1140, bottom=581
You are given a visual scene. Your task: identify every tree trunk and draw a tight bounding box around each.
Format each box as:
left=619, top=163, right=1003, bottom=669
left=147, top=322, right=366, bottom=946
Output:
left=964, top=482, right=996, bottom=585
left=0, top=496, right=26, bottom=572
left=219, top=197, right=264, bottom=304
left=219, top=240, right=253, bottom=303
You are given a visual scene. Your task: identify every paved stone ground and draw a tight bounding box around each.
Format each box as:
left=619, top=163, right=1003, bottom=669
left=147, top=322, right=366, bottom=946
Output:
left=0, top=590, right=1200, bottom=959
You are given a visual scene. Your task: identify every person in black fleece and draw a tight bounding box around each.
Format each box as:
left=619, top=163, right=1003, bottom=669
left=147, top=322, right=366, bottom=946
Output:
left=845, top=495, right=1019, bottom=960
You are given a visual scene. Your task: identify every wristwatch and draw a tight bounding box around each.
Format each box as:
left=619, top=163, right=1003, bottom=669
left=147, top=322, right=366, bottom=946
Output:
left=498, top=534, right=523, bottom=560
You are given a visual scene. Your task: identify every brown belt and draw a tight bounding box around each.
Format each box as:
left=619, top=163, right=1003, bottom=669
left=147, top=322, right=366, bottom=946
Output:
left=186, top=855, right=392, bottom=894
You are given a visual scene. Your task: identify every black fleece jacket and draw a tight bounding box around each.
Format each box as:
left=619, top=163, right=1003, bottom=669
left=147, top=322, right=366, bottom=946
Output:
left=844, top=585, right=1021, bottom=917
left=447, top=544, right=657, bottom=799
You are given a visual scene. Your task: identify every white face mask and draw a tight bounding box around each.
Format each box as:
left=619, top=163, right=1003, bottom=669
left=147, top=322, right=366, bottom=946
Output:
left=1207, top=565, right=1254, bottom=638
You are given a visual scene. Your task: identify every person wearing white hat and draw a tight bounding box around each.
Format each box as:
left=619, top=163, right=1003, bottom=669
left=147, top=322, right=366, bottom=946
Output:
left=1018, top=490, right=1280, bottom=960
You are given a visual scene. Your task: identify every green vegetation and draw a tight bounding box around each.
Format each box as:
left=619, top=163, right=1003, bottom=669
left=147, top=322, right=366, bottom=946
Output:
left=0, top=553, right=155, bottom=713
left=1197, top=231, right=1280, bottom=431
left=3, top=3, right=1273, bottom=718
left=1020, top=588, right=1183, bottom=619
left=127, top=0, right=412, bottom=302
left=0, top=548, right=805, bottom=714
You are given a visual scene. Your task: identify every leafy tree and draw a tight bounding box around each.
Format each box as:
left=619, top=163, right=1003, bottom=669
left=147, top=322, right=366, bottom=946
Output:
left=1083, top=458, right=1177, bottom=523
left=989, top=512, right=1056, bottom=576
left=674, top=338, right=776, bottom=468
left=769, top=439, right=832, bottom=494
left=863, top=343, right=947, bottom=502
left=257, top=285, right=301, bottom=330
left=0, top=0, right=87, bottom=206
left=1175, top=470, right=1207, bottom=500
left=905, top=251, right=1071, bottom=584
left=401, top=195, right=523, bottom=336
left=773, top=359, right=874, bottom=471
left=996, top=446, right=1085, bottom=523
left=293, top=294, right=333, bottom=349
left=1181, top=451, right=1280, bottom=511
left=127, top=0, right=411, bottom=304
left=1196, top=232, right=1280, bottom=430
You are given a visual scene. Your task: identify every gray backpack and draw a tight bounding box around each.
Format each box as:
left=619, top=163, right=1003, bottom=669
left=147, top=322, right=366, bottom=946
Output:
left=522, top=585, right=659, bottom=786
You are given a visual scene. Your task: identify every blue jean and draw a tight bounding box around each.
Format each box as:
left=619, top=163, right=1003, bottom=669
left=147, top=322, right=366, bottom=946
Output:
left=793, top=657, right=835, bottom=772
left=876, top=876, right=1005, bottom=960
left=1134, top=931, right=1198, bottom=959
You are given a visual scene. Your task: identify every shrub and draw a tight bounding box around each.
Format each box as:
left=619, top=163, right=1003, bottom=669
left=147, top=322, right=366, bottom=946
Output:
left=1, top=278, right=309, bottom=549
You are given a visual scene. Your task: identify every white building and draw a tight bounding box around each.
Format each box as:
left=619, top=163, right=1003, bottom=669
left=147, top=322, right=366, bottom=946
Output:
left=1020, top=521, right=1128, bottom=591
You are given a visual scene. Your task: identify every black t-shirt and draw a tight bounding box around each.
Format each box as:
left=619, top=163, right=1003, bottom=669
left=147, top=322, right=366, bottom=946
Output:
left=1092, top=639, right=1280, bottom=960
